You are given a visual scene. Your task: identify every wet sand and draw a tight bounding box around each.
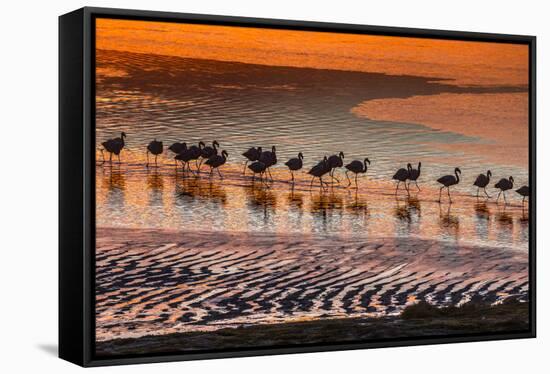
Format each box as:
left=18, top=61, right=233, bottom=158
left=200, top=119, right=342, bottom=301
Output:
left=95, top=300, right=529, bottom=356
left=96, top=226, right=528, bottom=343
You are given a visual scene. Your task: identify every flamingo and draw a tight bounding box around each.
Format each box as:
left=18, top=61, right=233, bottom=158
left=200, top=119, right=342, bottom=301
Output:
left=473, top=170, right=492, bottom=198
left=345, top=158, right=370, bottom=188
left=516, top=185, right=530, bottom=206
left=168, top=142, right=187, bottom=167
left=393, top=163, right=412, bottom=195
left=248, top=161, right=269, bottom=186
left=205, top=150, right=228, bottom=179
left=285, top=152, right=303, bottom=184
left=146, top=139, right=163, bottom=167
left=408, top=162, right=422, bottom=191
left=259, top=146, right=277, bottom=181
left=175, top=142, right=203, bottom=173
left=101, top=132, right=126, bottom=164
left=308, top=156, right=331, bottom=190
left=437, top=167, right=461, bottom=203
left=327, top=152, right=345, bottom=183
left=495, top=176, right=514, bottom=204
left=199, top=140, right=219, bottom=169
left=242, top=146, right=262, bottom=175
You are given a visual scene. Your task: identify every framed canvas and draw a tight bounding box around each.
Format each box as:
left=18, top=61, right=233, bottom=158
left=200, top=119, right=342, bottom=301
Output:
left=59, top=7, right=536, bottom=367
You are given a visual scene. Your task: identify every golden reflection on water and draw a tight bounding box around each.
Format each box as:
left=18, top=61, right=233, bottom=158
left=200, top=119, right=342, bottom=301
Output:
left=96, top=162, right=529, bottom=250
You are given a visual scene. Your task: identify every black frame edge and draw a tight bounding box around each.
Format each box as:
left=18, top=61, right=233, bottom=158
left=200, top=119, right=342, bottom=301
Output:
left=58, top=6, right=536, bottom=367
left=59, top=7, right=87, bottom=367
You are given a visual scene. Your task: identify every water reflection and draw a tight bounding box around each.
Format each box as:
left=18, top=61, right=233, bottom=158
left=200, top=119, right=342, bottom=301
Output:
left=95, top=164, right=528, bottom=250
left=439, top=204, right=459, bottom=240
left=473, top=202, right=490, bottom=241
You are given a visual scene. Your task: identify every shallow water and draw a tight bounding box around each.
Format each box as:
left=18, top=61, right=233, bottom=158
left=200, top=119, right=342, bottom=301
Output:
left=96, top=50, right=529, bottom=251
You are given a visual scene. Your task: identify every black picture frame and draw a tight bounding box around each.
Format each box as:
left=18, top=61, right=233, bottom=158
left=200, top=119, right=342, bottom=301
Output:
left=59, top=6, right=536, bottom=367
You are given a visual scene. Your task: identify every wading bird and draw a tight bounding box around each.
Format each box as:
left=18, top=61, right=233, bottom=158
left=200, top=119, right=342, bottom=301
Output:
left=169, top=142, right=187, bottom=167
left=175, top=142, right=203, bottom=173
left=248, top=161, right=269, bottom=186
left=242, top=146, right=262, bottom=175
left=408, top=162, right=422, bottom=191
left=101, top=132, right=126, bottom=164
left=345, top=158, right=371, bottom=188
left=199, top=140, right=219, bottom=169
left=516, top=185, right=530, bottom=206
left=393, top=163, right=412, bottom=195
left=259, top=146, right=277, bottom=180
left=146, top=139, right=163, bottom=167
left=327, top=152, right=345, bottom=183
left=308, top=156, right=331, bottom=190
left=437, top=167, right=461, bottom=203
left=285, top=152, right=304, bottom=184
left=495, top=176, right=514, bottom=204
left=473, top=170, right=492, bottom=198
left=205, top=150, right=228, bottom=178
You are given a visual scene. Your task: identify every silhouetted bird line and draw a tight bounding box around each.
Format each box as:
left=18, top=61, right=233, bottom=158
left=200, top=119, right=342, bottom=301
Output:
left=393, top=163, right=412, bottom=196
left=437, top=167, right=461, bottom=203
left=285, top=152, right=304, bottom=184
left=473, top=170, right=492, bottom=198
left=146, top=139, right=163, bottom=167
left=345, top=158, right=370, bottom=188
left=242, top=146, right=262, bottom=175
left=327, top=152, right=345, bottom=184
left=408, top=162, right=422, bottom=191
left=205, top=150, right=228, bottom=179
left=101, top=132, right=126, bottom=164
left=495, top=176, right=514, bottom=204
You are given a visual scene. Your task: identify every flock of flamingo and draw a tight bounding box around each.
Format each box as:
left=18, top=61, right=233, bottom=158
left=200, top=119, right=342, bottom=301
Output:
left=99, top=132, right=530, bottom=205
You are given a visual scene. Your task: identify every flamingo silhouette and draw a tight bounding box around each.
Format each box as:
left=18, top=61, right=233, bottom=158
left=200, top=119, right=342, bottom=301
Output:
left=242, top=146, right=262, bottom=175
left=205, top=150, right=228, bottom=179
left=437, top=167, right=461, bottom=203
left=101, top=132, right=126, bottom=164
left=259, top=146, right=277, bottom=181
left=308, top=156, right=331, bottom=191
left=146, top=139, right=163, bottom=167
left=345, top=158, right=370, bottom=188
left=393, top=163, right=412, bottom=195
left=495, top=176, right=514, bottom=204
left=199, top=140, right=219, bottom=169
left=473, top=170, right=492, bottom=198
left=327, top=152, right=345, bottom=183
left=248, top=161, right=269, bottom=186
left=285, top=152, right=304, bottom=184
left=408, top=162, right=422, bottom=191
left=516, top=185, right=530, bottom=206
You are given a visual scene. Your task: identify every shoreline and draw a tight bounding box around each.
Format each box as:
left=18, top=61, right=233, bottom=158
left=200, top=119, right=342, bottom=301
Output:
left=95, top=299, right=529, bottom=356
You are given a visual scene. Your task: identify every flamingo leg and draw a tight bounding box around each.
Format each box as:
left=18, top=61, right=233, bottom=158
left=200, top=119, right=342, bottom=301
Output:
left=100, top=149, right=105, bottom=163
left=447, top=187, right=452, bottom=203
left=395, top=182, right=400, bottom=194
left=496, top=191, right=502, bottom=203
left=503, top=191, right=507, bottom=204
left=438, top=186, right=443, bottom=203
left=243, top=161, right=248, bottom=175
left=155, top=155, right=158, bottom=167
left=217, top=168, right=223, bottom=179
left=109, top=152, right=113, bottom=164
left=355, top=174, right=358, bottom=189
left=484, top=187, right=490, bottom=199
left=346, top=171, right=351, bottom=187
left=268, top=168, right=273, bottom=181
left=415, top=181, right=420, bottom=191
left=117, top=153, right=121, bottom=163
left=310, top=176, right=315, bottom=189
left=476, top=187, right=479, bottom=198
left=290, top=171, right=295, bottom=184
left=146, top=151, right=149, bottom=167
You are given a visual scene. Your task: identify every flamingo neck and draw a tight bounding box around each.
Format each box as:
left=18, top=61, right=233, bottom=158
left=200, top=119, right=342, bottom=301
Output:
left=455, top=170, right=460, bottom=183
